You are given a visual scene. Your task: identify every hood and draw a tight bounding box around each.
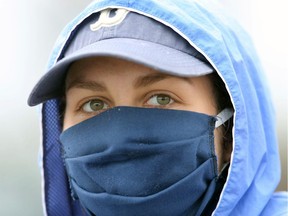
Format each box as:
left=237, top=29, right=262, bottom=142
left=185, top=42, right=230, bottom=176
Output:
left=36, top=0, right=287, bottom=215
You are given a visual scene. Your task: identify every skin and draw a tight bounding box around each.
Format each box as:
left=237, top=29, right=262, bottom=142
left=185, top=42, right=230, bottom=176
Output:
left=63, top=56, right=231, bottom=172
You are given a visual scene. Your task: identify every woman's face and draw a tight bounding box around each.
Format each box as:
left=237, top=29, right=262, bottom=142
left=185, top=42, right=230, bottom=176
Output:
left=63, top=56, right=231, bottom=171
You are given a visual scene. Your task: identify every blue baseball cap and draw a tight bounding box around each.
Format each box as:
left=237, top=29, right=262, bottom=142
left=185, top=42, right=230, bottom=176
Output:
left=28, top=9, right=213, bottom=106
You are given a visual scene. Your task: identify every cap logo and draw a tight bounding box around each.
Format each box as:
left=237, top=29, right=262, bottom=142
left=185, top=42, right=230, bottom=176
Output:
left=90, top=8, right=129, bottom=31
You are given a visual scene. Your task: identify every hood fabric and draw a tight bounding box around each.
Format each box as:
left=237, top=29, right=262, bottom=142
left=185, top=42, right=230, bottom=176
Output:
left=38, top=0, right=287, bottom=215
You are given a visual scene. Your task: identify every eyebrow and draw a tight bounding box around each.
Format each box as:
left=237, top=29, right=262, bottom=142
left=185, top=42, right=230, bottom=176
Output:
left=133, top=73, right=174, bottom=88
left=65, top=72, right=187, bottom=92
left=65, top=80, right=106, bottom=92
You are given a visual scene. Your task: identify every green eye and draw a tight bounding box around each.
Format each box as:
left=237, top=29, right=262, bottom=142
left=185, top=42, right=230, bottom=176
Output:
left=147, top=94, right=173, bottom=106
left=82, top=99, right=108, bottom=112
left=157, top=95, right=171, bottom=105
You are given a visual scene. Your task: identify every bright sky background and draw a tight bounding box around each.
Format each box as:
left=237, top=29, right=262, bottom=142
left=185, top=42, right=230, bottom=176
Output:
left=0, top=1, right=286, bottom=215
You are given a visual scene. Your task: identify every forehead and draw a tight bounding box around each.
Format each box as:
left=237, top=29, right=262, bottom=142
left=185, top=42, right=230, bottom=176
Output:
left=64, top=56, right=215, bottom=97
left=66, top=56, right=165, bottom=82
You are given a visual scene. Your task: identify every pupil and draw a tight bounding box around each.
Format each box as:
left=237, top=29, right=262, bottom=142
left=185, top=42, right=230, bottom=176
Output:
left=90, top=100, right=103, bottom=111
left=157, top=95, right=170, bottom=105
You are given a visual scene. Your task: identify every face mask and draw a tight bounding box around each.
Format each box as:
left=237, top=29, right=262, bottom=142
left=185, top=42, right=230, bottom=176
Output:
left=60, top=107, right=233, bottom=216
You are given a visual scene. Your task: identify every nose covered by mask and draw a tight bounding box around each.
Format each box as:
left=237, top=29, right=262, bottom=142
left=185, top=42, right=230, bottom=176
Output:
left=60, top=107, right=230, bottom=216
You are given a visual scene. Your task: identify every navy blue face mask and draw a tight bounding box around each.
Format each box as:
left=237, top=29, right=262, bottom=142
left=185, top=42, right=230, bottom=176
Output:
left=60, top=107, right=232, bottom=216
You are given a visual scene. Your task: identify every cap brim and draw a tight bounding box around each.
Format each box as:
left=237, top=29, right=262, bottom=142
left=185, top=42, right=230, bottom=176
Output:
left=28, top=38, right=213, bottom=106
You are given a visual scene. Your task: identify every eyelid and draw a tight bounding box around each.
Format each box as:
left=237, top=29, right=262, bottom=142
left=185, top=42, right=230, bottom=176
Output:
left=76, top=96, right=111, bottom=113
left=143, top=90, right=181, bottom=106
left=147, top=95, right=174, bottom=106
left=82, top=99, right=109, bottom=113
left=73, top=90, right=183, bottom=113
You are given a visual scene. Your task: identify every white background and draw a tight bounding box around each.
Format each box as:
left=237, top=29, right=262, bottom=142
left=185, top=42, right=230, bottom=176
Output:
left=0, top=1, right=286, bottom=215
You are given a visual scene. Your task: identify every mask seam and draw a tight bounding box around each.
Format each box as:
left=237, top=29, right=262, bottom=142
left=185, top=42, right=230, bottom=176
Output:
left=210, top=118, right=218, bottom=176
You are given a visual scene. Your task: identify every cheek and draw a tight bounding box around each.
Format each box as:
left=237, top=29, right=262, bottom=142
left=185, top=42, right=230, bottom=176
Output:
left=63, top=110, right=73, bottom=131
left=181, top=77, right=218, bottom=116
left=62, top=105, right=82, bottom=131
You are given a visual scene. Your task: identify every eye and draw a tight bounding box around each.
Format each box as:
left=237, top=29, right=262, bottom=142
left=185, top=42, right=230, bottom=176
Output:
left=146, top=94, right=174, bottom=106
left=82, top=99, right=109, bottom=113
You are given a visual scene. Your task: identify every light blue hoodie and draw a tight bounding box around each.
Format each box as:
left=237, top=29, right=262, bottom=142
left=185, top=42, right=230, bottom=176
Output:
left=37, top=0, right=288, bottom=215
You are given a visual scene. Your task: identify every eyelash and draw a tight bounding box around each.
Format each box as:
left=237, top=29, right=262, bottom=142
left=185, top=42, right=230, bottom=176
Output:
left=144, top=92, right=175, bottom=108
left=76, top=96, right=110, bottom=115
left=77, top=91, right=180, bottom=115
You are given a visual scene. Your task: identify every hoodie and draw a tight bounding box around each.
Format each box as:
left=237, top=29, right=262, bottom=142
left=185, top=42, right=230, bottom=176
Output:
left=33, top=0, right=288, bottom=215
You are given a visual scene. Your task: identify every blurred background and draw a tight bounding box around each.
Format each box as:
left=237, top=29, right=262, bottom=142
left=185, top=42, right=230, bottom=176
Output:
left=0, top=0, right=286, bottom=215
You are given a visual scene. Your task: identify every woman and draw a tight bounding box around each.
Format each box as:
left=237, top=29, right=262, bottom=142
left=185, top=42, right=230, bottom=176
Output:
left=28, top=0, right=287, bottom=215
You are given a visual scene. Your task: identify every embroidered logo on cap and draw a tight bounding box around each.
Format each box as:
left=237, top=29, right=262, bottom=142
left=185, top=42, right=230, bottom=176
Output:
left=90, top=8, right=129, bottom=31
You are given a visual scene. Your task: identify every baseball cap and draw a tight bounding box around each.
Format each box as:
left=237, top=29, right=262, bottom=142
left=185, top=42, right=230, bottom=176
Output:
left=28, top=9, right=213, bottom=106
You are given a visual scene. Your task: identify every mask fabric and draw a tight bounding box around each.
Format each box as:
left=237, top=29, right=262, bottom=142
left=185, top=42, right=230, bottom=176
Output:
left=60, top=107, right=221, bottom=216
